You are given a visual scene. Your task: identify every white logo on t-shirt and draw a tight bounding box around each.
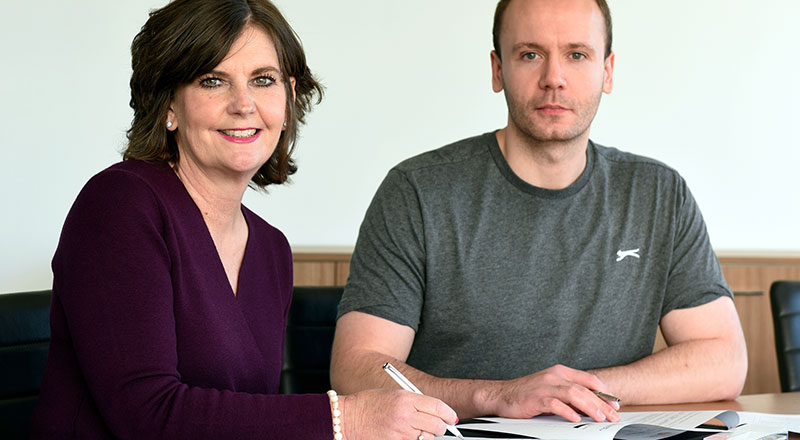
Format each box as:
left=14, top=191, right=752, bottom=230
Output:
left=616, top=248, right=641, bottom=262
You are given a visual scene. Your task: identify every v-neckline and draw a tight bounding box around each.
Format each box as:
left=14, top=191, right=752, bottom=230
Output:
left=168, top=167, right=253, bottom=301
left=209, top=208, right=252, bottom=300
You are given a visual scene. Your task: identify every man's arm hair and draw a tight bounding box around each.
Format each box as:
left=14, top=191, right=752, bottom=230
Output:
left=590, top=296, right=747, bottom=404
left=330, top=311, right=620, bottom=421
left=330, top=311, right=493, bottom=418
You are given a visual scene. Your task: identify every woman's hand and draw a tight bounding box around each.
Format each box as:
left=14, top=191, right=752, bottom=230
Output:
left=338, top=389, right=458, bottom=440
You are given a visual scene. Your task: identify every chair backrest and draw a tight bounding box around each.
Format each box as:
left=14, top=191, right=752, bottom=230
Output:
left=0, top=290, right=52, bottom=439
left=279, top=286, right=343, bottom=394
left=770, top=281, right=800, bottom=392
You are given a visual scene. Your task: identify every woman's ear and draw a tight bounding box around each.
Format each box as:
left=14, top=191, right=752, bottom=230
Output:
left=166, top=107, right=178, bottom=131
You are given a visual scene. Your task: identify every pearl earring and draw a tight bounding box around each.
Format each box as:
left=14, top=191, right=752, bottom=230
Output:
left=167, top=121, right=173, bottom=129
left=283, top=121, right=287, bottom=128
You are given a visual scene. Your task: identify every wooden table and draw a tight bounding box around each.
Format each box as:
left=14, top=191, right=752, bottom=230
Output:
left=622, top=392, right=800, bottom=414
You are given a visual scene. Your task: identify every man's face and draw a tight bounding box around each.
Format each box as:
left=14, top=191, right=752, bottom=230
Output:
left=491, top=0, right=614, bottom=144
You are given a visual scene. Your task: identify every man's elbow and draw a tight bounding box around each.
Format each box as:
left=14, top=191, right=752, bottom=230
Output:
left=717, top=336, right=748, bottom=401
left=328, top=372, right=349, bottom=394
left=329, top=347, right=358, bottom=394
left=329, top=344, right=380, bottom=394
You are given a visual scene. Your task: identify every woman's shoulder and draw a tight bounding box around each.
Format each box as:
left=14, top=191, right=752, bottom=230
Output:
left=89, top=160, right=174, bottom=191
left=78, top=160, right=185, bottom=209
left=64, top=160, right=184, bottom=234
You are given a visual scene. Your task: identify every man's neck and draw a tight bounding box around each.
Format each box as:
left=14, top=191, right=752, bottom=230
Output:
left=496, top=126, right=590, bottom=190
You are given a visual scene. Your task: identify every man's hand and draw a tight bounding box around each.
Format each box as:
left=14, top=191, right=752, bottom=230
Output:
left=480, top=364, right=620, bottom=422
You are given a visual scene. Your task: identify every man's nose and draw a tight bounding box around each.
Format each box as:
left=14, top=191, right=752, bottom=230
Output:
left=539, top=58, right=567, bottom=90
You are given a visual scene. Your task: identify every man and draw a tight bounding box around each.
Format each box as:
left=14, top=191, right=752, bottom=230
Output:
left=330, top=0, right=747, bottom=423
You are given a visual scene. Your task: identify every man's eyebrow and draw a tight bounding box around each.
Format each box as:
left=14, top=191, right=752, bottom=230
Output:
left=510, top=42, right=597, bottom=54
left=511, top=42, right=546, bottom=53
left=565, top=42, right=596, bottom=54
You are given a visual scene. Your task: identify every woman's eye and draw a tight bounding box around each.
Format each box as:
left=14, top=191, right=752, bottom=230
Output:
left=254, top=76, right=276, bottom=86
left=200, top=77, right=222, bottom=88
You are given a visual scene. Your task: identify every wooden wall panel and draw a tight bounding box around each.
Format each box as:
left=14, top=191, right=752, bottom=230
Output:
left=293, top=262, right=336, bottom=286
left=335, top=262, right=351, bottom=286
left=720, top=261, right=800, bottom=395
left=292, top=248, right=352, bottom=286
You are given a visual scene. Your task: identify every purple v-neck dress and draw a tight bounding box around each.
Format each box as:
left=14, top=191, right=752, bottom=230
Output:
left=31, top=160, right=332, bottom=439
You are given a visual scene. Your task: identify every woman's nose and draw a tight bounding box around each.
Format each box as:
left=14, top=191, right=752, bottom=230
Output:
left=228, top=86, right=256, bottom=115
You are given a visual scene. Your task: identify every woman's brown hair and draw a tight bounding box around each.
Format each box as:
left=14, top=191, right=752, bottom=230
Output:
left=124, top=0, right=323, bottom=188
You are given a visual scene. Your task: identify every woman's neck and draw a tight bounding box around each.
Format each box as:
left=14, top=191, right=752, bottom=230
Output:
left=173, top=160, right=249, bottom=234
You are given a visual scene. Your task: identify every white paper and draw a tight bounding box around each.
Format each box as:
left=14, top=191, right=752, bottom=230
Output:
left=452, top=410, right=738, bottom=440
left=737, top=412, right=800, bottom=434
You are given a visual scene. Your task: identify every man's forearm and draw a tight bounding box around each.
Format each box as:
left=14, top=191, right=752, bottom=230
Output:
left=591, top=336, right=747, bottom=405
left=330, top=312, right=621, bottom=421
left=330, top=348, right=500, bottom=419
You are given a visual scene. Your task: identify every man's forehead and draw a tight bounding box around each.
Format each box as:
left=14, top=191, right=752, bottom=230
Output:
left=500, top=0, right=605, bottom=47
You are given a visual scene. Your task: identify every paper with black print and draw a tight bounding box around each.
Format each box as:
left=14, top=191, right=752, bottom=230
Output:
left=435, top=410, right=739, bottom=440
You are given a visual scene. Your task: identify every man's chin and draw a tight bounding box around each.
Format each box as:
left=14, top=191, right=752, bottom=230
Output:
left=520, top=128, right=587, bottom=144
left=509, top=115, right=588, bottom=144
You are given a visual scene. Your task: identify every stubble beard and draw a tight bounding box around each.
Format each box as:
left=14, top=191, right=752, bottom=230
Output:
left=504, top=86, right=604, bottom=145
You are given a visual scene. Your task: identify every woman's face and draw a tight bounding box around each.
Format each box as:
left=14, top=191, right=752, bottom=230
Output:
left=168, top=25, right=294, bottom=182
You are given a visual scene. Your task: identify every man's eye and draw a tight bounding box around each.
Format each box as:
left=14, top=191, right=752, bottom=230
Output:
left=570, top=53, right=586, bottom=60
left=199, top=78, right=222, bottom=88
left=523, top=52, right=539, bottom=60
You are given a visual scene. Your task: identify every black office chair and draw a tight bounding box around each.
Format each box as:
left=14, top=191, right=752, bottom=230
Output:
left=770, top=281, right=800, bottom=392
left=0, top=290, right=52, bottom=439
left=279, top=286, right=344, bottom=394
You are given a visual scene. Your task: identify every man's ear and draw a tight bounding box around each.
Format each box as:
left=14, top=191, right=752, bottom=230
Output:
left=603, top=51, right=615, bottom=94
left=491, top=50, right=504, bottom=93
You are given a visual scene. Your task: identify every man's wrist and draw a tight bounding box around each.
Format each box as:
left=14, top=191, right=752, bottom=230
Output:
left=471, top=379, right=503, bottom=417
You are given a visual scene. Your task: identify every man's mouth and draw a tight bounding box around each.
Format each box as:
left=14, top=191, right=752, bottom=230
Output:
left=536, top=104, right=570, bottom=115
left=537, top=104, right=568, bottom=111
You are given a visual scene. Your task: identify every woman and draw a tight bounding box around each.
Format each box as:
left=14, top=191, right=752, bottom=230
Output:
left=30, top=1, right=457, bottom=438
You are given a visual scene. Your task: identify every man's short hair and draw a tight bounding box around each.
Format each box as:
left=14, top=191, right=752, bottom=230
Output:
left=492, top=0, right=613, bottom=60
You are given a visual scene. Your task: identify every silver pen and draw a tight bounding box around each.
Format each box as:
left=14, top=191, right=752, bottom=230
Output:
left=594, top=391, right=622, bottom=403
left=382, top=362, right=465, bottom=439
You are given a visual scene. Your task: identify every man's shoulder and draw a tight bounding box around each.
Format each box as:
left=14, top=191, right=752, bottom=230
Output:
left=593, top=142, right=683, bottom=181
left=392, top=132, right=495, bottom=175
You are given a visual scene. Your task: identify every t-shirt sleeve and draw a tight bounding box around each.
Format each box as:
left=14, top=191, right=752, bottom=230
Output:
left=337, top=168, right=427, bottom=331
left=660, top=179, right=732, bottom=317
left=51, top=169, right=332, bottom=439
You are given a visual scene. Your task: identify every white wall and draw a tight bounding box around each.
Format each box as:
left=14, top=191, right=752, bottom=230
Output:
left=2, top=0, right=799, bottom=293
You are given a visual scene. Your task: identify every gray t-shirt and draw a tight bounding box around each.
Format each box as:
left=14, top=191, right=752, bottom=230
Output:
left=338, top=132, right=731, bottom=380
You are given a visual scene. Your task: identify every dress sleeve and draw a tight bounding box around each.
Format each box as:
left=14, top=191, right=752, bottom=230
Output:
left=660, top=178, right=732, bottom=317
left=52, top=169, right=333, bottom=439
left=337, top=168, right=427, bottom=331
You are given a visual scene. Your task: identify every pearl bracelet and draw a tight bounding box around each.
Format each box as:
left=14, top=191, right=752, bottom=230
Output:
left=327, top=390, right=343, bottom=440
